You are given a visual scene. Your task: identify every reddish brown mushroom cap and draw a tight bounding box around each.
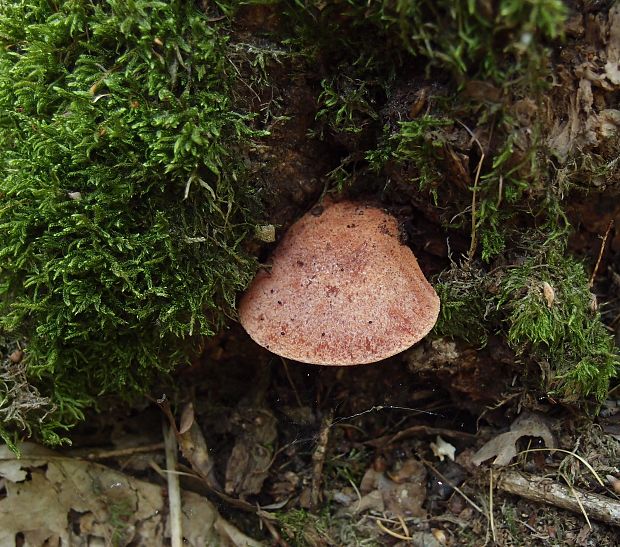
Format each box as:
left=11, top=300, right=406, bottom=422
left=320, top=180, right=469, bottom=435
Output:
left=238, top=200, right=440, bottom=365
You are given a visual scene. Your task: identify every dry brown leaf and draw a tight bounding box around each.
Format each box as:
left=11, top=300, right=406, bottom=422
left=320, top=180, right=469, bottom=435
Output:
left=605, top=4, right=620, bottom=85
left=225, top=408, right=277, bottom=497
left=0, top=443, right=263, bottom=547
left=472, top=412, right=556, bottom=467
left=177, top=419, right=219, bottom=489
left=542, top=282, right=555, bottom=308
left=353, top=458, right=427, bottom=518
left=178, top=402, right=195, bottom=435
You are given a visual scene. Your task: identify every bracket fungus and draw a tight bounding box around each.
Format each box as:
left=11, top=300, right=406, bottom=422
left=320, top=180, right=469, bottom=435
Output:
left=239, top=200, right=440, bottom=365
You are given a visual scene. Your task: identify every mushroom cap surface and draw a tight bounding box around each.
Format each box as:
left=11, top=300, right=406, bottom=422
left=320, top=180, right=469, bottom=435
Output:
left=239, top=201, right=440, bottom=365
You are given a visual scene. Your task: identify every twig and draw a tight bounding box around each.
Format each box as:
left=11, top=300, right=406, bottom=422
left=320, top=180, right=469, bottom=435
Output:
left=163, top=422, right=183, bottom=547
left=257, top=511, right=291, bottom=547
left=589, top=220, right=614, bottom=287
left=468, top=154, right=484, bottom=261
left=489, top=469, right=497, bottom=543
left=397, top=515, right=410, bottom=538
left=498, top=471, right=620, bottom=527
left=311, top=409, right=334, bottom=508
left=365, top=425, right=476, bottom=448
left=156, top=397, right=220, bottom=489
left=83, top=443, right=165, bottom=460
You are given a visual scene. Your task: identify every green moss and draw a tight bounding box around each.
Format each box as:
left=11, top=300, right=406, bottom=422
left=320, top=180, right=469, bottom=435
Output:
left=281, top=0, right=565, bottom=80
left=367, top=116, right=453, bottom=195
left=433, top=264, right=491, bottom=345
left=435, top=233, right=618, bottom=404
left=497, top=240, right=618, bottom=402
left=315, top=74, right=379, bottom=136
left=0, top=1, right=264, bottom=443
left=275, top=508, right=331, bottom=546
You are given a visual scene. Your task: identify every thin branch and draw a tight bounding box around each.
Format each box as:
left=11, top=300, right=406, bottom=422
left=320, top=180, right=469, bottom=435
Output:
left=589, top=220, right=614, bottom=287
left=489, top=469, right=497, bottom=543
left=499, top=471, right=620, bottom=528
left=163, top=421, right=183, bottom=547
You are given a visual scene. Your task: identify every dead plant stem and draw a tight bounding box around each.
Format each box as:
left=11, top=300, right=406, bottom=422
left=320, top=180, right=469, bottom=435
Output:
left=489, top=469, right=497, bottom=543
left=457, top=120, right=485, bottom=261
left=163, top=422, right=183, bottom=547
left=589, top=220, right=614, bottom=287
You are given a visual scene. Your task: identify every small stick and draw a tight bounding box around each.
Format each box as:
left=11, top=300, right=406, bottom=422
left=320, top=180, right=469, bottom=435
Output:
left=365, top=425, right=476, bottom=448
left=163, top=422, right=183, bottom=547
left=468, top=153, right=484, bottom=261
left=257, top=511, right=291, bottom=547
left=589, top=220, right=614, bottom=287
left=397, top=515, right=410, bottom=538
left=489, top=469, right=497, bottom=543
left=81, top=443, right=164, bottom=461
left=498, top=471, right=620, bottom=527
left=84, top=443, right=165, bottom=460
left=311, top=409, right=334, bottom=508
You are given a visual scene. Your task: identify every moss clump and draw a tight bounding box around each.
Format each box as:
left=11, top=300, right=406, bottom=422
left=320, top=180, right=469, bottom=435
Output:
left=315, top=75, right=379, bottom=137
left=0, top=1, right=263, bottom=443
left=367, top=116, right=453, bottom=197
left=497, top=240, right=618, bottom=403
left=435, top=233, right=618, bottom=404
left=434, top=264, right=491, bottom=346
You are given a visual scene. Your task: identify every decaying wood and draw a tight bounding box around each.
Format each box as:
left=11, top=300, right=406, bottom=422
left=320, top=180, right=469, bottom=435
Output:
left=498, top=471, right=620, bottom=527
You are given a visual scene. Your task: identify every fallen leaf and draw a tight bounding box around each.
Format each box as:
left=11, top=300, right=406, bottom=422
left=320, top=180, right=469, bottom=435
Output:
left=353, top=458, right=427, bottom=518
left=225, top=407, right=277, bottom=497
left=0, top=443, right=263, bottom=546
left=604, top=4, right=620, bottom=85
left=178, top=402, right=195, bottom=435
left=472, top=412, right=556, bottom=467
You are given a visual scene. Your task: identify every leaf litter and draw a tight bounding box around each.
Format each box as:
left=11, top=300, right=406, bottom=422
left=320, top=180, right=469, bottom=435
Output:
left=472, top=412, right=557, bottom=467
left=0, top=443, right=261, bottom=547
